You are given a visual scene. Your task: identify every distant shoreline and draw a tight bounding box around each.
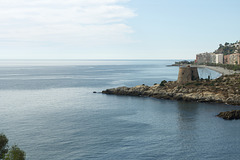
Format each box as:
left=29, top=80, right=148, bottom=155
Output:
left=168, top=64, right=240, bottom=75
left=191, top=65, right=240, bottom=75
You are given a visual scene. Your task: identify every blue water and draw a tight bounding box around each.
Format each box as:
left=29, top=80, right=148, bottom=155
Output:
left=0, top=60, right=239, bottom=160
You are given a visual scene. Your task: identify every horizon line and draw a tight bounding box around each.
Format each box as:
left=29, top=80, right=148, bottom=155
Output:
left=0, top=58, right=194, bottom=61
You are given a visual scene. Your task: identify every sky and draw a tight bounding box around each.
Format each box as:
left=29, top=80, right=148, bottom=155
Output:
left=0, top=0, right=240, bottom=59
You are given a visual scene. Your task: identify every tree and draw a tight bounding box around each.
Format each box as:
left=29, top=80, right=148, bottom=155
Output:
left=0, top=134, right=25, bottom=160
left=4, top=145, right=25, bottom=160
left=160, top=80, right=167, bottom=86
left=225, top=42, right=229, bottom=46
left=0, top=134, right=8, bottom=159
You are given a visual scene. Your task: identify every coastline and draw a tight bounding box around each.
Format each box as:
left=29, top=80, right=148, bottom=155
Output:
left=192, top=65, right=240, bottom=75
left=102, top=73, right=240, bottom=106
left=102, top=63, right=240, bottom=106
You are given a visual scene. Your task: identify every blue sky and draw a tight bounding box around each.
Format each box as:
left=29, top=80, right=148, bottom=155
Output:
left=0, top=0, right=239, bottom=59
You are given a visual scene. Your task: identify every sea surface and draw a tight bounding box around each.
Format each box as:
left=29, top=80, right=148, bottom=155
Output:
left=0, top=60, right=239, bottom=160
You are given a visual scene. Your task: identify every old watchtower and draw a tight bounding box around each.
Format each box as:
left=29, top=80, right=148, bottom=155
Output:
left=177, top=66, right=199, bottom=84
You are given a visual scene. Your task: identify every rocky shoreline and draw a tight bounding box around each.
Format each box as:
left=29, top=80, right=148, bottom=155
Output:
left=102, top=74, right=240, bottom=106
left=217, top=110, right=240, bottom=120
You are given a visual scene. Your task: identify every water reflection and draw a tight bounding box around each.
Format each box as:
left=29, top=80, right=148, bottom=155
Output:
left=198, top=68, right=221, bottom=79
left=177, top=101, right=199, bottom=129
left=176, top=101, right=200, bottom=154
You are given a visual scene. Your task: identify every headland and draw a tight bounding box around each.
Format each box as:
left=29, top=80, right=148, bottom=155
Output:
left=102, top=72, right=240, bottom=106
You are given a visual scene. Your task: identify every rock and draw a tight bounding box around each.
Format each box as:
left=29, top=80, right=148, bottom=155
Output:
left=217, top=110, right=240, bottom=120
left=102, top=74, right=240, bottom=106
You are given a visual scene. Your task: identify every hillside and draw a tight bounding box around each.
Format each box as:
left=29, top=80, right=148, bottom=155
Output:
left=214, top=41, right=240, bottom=55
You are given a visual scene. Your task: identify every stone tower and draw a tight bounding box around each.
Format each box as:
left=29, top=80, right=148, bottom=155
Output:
left=177, top=66, right=199, bottom=84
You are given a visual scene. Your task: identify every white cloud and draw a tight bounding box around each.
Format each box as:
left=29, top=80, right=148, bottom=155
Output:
left=0, top=0, right=136, bottom=46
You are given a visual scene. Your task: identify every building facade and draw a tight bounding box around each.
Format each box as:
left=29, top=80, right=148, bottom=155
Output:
left=196, top=40, right=240, bottom=65
left=196, top=52, right=223, bottom=64
left=196, top=52, right=213, bottom=64
left=229, top=53, right=240, bottom=65
left=224, top=55, right=230, bottom=64
left=215, top=54, right=223, bottom=64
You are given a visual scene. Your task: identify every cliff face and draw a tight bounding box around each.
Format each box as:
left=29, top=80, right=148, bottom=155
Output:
left=102, top=74, right=240, bottom=105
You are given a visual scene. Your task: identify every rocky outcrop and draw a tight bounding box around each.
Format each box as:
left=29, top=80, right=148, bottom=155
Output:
left=217, top=110, right=240, bottom=120
left=102, top=74, right=240, bottom=106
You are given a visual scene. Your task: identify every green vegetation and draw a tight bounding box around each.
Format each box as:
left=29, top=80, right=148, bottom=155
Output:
left=0, top=134, right=8, bottom=159
left=0, top=134, right=25, bottom=160
left=215, top=42, right=237, bottom=55
left=4, top=146, right=25, bottom=160
left=185, top=82, right=194, bottom=86
left=209, top=82, right=215, bottom=86
left=175, top=60, right=194, bottom=65
left=206, top=63, right=240, bottom=71
left=184, top=79, right=213, bottom=87
left=160, top=80, right=167, bottom=86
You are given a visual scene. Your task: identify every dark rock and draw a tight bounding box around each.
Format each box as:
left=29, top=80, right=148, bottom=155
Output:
left=217, top=110, right=240, bottom=120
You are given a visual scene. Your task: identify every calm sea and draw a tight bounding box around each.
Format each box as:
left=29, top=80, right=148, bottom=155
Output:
left=0, top=60, right=239, bottom=160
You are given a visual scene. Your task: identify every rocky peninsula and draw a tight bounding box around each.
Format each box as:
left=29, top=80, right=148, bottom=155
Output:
left=102, top=73, right=240, bottom=106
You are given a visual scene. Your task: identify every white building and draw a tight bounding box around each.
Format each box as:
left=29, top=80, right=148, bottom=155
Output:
left=196, top=53, right=223, bottom=64
left=215, top=54, right=223, bottom=64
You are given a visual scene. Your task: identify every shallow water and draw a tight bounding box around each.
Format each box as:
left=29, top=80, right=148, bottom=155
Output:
left=0, top=60, right=239, bottom=160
